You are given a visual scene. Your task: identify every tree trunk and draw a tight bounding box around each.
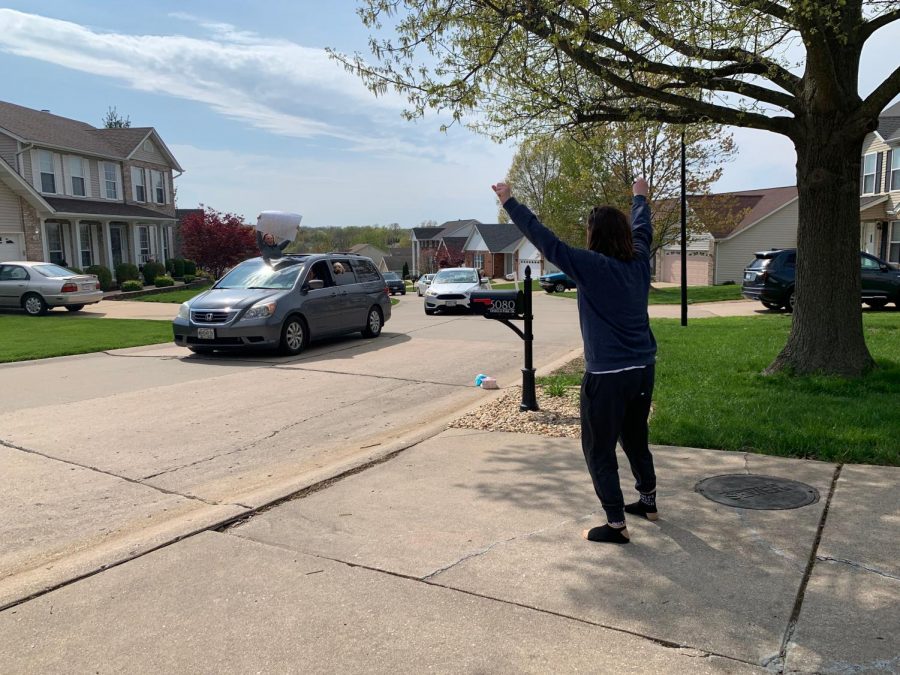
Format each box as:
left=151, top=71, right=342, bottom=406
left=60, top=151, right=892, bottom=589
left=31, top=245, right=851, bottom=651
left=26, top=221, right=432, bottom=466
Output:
left=766, top=125, right=874, bottom=377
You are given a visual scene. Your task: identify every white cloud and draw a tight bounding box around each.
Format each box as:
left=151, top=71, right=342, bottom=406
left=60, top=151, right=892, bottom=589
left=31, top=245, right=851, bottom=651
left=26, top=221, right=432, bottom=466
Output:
left=0, top=8, right=412, bottom=149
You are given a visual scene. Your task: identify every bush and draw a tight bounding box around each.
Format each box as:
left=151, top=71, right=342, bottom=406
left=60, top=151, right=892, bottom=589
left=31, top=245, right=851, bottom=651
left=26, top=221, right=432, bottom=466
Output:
left=154, top=275, right=175, bottom=287
left=85, top=265, right=113, bottom=291
left=67, top=266, right=83, bottom=274
left=171, top=258, right=185, bottom=278
left=115, top=263, right=141, bottom=282
left=142, top=261, right=166, bottom=286
left=120, top=279, right=143, bottom=292
left=182, top=274, right=196, bottom=283
left=402, top=262, right=410, bottom=279
left=183, top=259, right=197, bottom=275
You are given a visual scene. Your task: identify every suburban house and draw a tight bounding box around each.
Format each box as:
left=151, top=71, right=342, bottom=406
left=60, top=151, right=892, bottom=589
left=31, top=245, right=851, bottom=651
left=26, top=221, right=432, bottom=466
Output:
left=463, top=222, right=546, bottom=280
left=411, top=219, right=478, bottom=275
left=655, top=186, right=799, bottom=285
left=860, top=100, right=900, bottom=263
left=0, top=100, right=183, bottom=276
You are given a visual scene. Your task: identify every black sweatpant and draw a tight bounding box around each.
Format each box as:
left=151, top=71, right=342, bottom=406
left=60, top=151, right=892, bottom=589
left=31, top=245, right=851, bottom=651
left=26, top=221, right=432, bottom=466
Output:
left=580, top=365, right=656, bottom=524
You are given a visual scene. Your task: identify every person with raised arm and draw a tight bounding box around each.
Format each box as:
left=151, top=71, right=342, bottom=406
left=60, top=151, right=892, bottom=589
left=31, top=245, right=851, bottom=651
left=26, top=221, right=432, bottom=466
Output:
left=492, top=178, right=658, bottom=544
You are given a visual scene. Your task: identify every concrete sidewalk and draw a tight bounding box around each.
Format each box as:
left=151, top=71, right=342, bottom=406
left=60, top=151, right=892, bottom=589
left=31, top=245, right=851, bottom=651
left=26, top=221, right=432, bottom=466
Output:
left=1, top=429, right=896, bottom=673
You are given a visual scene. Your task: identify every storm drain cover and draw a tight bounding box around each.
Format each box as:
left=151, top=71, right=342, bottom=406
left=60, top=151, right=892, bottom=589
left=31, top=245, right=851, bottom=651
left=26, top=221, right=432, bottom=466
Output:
left=695, top=474, right=820, bottom=510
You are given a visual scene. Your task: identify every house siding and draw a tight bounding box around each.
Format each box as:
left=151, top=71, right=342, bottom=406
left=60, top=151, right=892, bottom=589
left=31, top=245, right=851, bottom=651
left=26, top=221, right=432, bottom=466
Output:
left=88, top=158, right=102, bottom=198
left=0, top=179, right=23, bottom=232
left=131, top=139, right=167, bottom=164
left=21, top=148, right=32, bottom=186
left=861, top=133, right=892, bottom=194
left=0, top=132, right=17, bottom=169
left=715, top=199, right=799, bottom=284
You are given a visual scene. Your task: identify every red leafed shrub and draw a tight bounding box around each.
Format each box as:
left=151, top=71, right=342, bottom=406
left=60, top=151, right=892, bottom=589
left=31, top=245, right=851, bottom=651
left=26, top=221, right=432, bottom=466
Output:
left=180, top=206, right=257, bottom=279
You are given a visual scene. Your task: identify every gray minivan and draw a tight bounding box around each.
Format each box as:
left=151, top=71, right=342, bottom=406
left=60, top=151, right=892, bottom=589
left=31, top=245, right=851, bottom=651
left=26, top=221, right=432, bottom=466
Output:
left=172, top=254, right=391, bottom=355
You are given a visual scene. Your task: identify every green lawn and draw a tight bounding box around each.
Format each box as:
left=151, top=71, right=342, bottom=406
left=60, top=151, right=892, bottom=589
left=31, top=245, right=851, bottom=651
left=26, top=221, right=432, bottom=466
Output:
left=0, top=315, right=173, bottom=363
left=131, top=283, right=213, bottom=303
left=489, top=280, right=543, bottom=291
left=539, top=314, right=900, bottom=466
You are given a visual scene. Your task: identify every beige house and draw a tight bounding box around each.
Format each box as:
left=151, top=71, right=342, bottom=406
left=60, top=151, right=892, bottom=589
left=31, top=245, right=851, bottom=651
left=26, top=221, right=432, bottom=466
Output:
left=0, top=100, right=183, bottom=277
left=656, top=186, right=799, bottom=285
left=859, top=100, right=900, bottom=262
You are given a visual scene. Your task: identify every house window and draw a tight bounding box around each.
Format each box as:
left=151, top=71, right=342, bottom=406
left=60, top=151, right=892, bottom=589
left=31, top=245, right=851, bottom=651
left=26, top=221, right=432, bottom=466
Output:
left=862, top=153, right=877, bottom=194
left=890, top=221, right=900, bottom=264
left=891, top=152, right=899, bottom=192
left=161, top=227, right=170, bottom=261
left=69, top=157, right=86, bottom=197
left=79, top=223, right=94, bottom=268
left=138, top=225, right=151, bottom=263
left=473, top=253, right=484, bottom=269
left=151, top=170, right=166, bottom=204
left=39, top=150, right=56, bottom=193
left=132, top=167, right=146, bottom=202
left=104, top=163, right=119, bottom=199
left=46, top=222, right=65, bottom=265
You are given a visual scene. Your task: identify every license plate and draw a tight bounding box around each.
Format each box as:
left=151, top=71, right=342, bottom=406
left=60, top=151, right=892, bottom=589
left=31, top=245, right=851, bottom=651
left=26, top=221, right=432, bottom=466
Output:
left=446, top=300, right=456, bottom=306
left=197, top=328, right=215, bottom=340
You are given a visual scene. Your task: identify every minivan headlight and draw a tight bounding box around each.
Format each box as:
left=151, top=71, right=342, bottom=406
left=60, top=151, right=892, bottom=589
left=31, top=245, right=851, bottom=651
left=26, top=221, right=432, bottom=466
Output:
left=177, top=302, right=190, bottom=320
left=241, top=301, right=276, bottom=320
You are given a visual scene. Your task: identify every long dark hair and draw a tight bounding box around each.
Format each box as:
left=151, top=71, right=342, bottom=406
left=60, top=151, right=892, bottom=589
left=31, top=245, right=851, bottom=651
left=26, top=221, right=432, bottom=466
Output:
left=586, top=206, right=634, bottom=261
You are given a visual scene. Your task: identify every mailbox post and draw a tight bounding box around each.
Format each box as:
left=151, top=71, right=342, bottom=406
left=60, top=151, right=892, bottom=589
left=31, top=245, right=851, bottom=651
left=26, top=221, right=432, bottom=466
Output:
left=470, top=266, right=539, bottom=411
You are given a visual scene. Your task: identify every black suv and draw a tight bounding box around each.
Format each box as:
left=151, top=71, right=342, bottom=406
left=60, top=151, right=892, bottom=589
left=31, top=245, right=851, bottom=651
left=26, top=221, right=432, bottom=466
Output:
left=383, top=271, right=406, bottom=295
left=742, top=248, right=900, bottom=311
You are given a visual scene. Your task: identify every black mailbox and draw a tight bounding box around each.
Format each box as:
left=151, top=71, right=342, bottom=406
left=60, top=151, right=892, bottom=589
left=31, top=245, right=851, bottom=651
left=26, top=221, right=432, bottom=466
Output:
left=470, top=290, right=524, bottom=319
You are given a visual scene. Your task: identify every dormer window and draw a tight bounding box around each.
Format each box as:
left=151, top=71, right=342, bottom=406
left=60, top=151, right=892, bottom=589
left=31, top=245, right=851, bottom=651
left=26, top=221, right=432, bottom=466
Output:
left=39, top=150, right=56, bottom=193
left=862, top=153, right=877, bottom=194
left=132, top=167, right=146, bottom=202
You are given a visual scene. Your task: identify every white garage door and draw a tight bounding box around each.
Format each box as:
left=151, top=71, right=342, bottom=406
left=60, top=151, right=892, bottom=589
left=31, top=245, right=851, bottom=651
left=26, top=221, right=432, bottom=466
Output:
left=0, top=233, right=24, bottom=262
left=660, top=251, right=710, bottom=285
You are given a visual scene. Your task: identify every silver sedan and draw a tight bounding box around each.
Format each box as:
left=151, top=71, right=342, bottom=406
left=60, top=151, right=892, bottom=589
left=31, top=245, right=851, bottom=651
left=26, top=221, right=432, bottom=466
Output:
left=0, top=261, right=103, bottom=315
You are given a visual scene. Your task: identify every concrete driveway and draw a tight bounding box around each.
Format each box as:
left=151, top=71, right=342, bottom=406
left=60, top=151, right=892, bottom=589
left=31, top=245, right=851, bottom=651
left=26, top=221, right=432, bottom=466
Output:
left=0, top=293, right=583, bottom=608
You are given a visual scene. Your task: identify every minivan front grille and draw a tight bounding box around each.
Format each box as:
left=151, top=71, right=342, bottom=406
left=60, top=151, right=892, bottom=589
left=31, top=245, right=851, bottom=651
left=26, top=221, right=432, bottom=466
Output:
left=191, top=310, right=232, bottom=324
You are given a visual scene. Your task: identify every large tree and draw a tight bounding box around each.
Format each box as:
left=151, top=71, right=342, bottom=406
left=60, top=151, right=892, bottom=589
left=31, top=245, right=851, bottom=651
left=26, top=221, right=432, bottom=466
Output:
left=335, top=0, right=900, bottom=376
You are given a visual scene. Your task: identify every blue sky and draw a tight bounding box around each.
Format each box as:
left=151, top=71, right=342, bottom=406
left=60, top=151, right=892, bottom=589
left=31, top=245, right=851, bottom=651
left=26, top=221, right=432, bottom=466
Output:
left=0, top=2, right=897, bottom=227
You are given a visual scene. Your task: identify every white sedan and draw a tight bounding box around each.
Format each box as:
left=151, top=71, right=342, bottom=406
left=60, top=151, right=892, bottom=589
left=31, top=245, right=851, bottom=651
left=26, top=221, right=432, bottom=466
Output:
left=423, top=267, right=490, bottom=315
left=414, top=273, right=434, bottom=296
left=0, top=261, right=103, bottom=315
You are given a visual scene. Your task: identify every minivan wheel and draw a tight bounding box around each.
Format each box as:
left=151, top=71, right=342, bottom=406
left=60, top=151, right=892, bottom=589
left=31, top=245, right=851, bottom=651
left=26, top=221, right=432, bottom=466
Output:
left=362, top=306, right=383, bottom=338
left=23, top=293, right=48, bottom=316
left=280, top=315, right=307, bottom=355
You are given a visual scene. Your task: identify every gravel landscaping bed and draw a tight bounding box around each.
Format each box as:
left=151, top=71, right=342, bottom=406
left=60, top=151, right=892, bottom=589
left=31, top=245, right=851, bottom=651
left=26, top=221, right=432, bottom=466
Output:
left=449, top=384, right=582, bottom=438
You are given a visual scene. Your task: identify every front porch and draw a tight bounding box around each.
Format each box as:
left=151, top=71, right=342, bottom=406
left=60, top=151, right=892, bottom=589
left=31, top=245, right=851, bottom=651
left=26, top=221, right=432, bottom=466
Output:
left=859, top=194, right=899, bottom=263
left=41, top=217, right=176, bottom=279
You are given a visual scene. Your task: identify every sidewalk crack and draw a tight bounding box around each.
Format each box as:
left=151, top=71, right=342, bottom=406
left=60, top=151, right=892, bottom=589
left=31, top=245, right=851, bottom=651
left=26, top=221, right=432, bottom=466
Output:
left=420, top=515, right=592, bottom=581
left=815, top=555, right=900, bottom=582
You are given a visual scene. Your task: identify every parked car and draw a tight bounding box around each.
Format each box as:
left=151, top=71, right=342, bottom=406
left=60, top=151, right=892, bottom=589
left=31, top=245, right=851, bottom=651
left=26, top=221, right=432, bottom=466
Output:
left=0, top=261, right=103, bottom=315
left=423, top=267, right=490, bottom=314
left=414, top=273, right=435, bottom=296
left=539, top=271, right=576, bottom=293
left=383, top=271, right=406, bottom=295
left=172, top=254, right=391, bottom=355
left=741, top=248, right=900, bottom=311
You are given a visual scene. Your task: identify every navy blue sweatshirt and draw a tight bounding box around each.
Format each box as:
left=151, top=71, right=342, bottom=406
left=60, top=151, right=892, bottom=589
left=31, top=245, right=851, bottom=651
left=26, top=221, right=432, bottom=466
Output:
left=503, top=196, right=657, bottom=372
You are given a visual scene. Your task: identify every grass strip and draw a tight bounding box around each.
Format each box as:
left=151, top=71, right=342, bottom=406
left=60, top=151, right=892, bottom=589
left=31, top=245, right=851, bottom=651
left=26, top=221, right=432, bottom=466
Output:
left=538, top=314, right=900, bottom=465
left=0, top=316, right=173, bottom=363
left=131, top=284, right=213, bottom=303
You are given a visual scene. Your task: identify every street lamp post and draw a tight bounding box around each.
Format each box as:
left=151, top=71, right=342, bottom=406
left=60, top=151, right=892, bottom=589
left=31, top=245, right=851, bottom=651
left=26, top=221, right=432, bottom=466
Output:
left=680, top=129, right=688, bottom=327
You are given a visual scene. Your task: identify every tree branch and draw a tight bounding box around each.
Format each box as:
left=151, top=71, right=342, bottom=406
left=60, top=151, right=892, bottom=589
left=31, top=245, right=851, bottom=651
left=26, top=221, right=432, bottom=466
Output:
left=497, top=5, right=795, bottom=136
left=859, top=64, right=900, bottom=121
left=857, top=7, right=900, bottom=41
left=730, top=0, right=790, bottom=22
left=633, top=16, right=801, bottom=94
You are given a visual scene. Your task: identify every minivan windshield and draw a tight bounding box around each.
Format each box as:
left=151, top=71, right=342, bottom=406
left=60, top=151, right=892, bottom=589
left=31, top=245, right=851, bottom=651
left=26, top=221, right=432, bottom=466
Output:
left=216, top=258, right=304, bottom=290
left=433, top=269, right=478, bottom=284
